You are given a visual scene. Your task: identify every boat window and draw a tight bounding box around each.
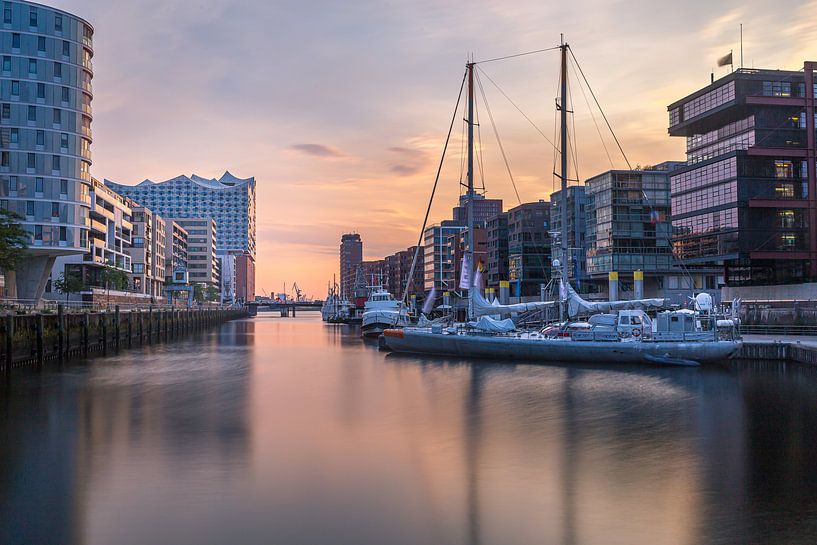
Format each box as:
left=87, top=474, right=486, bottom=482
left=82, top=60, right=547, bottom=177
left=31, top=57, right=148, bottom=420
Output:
left=632, top=316, right=642, bottom=325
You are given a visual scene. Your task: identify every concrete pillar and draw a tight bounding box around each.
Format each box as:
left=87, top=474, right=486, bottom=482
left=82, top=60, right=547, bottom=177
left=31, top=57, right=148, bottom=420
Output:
left=634, top=270, right=644, bottom=300
left=608, top=271, right=619, bottom=302
left=443, top=291, right=450, bottom=309
left=499, top=280, right=510, bottom=305
left=485, top=287, right=494, bottom=301
left=12, top=255, right=56, bottom=306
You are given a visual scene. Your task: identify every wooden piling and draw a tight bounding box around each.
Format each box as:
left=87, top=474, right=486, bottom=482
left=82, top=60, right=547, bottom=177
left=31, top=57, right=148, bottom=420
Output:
left=36, top=313, right=44, bottom=368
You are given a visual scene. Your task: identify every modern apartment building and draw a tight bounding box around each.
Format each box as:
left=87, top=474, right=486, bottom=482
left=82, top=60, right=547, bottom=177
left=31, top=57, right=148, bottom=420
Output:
left=507, top=201, right=551, bottom=297
left=129, top=205, right=165, bottom=298
left=172, top=218, right=219, bottom=289
left=667, top=64, right=817, bottom=286
left=164, top=219, right=187, bottom=283
left=339, top=233, right=362, bottom=299
left=423, top=222, right=464, bottom=292
left=234, top=252, right=254, bottom=303
left=486, top=212, right=509, bottom=288
left=0, top=0, right=95, bottom=302
left=452, top=194, right=503, bottom=226
left=383, top=246, right=423, bottom=299
left=550, top=185, right=587, bottom=284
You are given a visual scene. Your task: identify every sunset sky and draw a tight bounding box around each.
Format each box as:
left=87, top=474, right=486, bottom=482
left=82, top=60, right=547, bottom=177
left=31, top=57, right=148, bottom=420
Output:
left=55, top=0, right=817, bottom=298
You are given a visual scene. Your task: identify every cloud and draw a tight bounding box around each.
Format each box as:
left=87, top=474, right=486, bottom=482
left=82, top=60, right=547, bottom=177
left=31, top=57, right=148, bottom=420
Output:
left=288, top=143, right=347, bottom=159
left=388, top=146, right=430, bottom=177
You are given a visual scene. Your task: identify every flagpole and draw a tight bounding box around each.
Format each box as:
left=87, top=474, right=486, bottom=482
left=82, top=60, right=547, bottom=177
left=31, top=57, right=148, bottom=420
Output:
left=740, top=24, right=744, bottom=69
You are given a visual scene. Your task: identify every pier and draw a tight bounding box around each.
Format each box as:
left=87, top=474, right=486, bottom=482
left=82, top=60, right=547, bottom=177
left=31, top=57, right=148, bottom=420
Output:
left=1, top=306, right=246, bottom=372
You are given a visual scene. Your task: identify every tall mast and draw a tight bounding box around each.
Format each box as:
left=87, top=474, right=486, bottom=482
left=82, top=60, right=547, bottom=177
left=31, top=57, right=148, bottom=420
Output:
left=466, top=59, right=475, bottom=318
left=559, top=38, right=569, bottom=303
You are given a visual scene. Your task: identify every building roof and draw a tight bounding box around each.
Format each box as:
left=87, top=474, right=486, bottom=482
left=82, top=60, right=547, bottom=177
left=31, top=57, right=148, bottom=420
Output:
left=106, top=171, right=255, bottom=190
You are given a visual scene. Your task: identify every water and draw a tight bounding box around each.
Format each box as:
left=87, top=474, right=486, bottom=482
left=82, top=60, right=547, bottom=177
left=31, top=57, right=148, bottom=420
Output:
left=1, top=314, right=817, bottom=545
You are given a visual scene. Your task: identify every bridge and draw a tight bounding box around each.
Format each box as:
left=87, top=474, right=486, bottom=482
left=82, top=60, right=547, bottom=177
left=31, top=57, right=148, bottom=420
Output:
left=245, top=301, right=323, bottom=317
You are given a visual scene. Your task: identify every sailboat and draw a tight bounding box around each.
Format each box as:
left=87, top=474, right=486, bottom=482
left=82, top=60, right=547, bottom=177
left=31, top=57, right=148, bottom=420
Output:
left=382, top=40, right=742, bottom=366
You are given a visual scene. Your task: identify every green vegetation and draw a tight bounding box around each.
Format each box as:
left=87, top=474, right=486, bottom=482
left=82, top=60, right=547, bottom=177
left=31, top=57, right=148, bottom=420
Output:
left=0, top=209, right=29, bottom=272
left=53, top=271, right=85, bottom=302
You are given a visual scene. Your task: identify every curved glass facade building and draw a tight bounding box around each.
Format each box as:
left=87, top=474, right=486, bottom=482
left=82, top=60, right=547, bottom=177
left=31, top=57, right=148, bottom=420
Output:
left=0, top=0, right=93, bottom=300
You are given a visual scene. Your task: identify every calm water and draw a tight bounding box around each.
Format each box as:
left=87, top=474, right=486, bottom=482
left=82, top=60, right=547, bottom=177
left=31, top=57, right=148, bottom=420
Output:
left=1, top=313, right=817, bottom=545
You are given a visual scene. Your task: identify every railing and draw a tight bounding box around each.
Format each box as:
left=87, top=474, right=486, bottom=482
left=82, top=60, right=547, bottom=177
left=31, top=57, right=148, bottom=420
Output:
left=739, top=324, right=817, bottom=336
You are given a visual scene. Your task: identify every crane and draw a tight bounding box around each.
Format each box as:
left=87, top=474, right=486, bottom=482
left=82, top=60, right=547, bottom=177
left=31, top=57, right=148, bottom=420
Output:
left=292, top=282, right=304, bottom=302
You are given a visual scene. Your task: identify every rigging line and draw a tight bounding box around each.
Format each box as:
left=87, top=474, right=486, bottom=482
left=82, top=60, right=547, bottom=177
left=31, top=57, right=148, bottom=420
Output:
left=475, top=45, right=560, bottom=65
left=569, top=56, right=614, bottom=169
left=568, top=46, right=632, bottom=170
left=474, top=89, right=487, bottom=193
left=477, top=66, right=557, bottom=151
left=402, top=68, right=468, bottom=303
left=567, top=68, right=580, bottom=183
left=475, top=69, right=522, bottom=204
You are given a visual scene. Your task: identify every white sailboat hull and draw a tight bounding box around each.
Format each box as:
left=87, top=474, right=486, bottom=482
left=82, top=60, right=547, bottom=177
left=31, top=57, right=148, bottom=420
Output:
left=382, top=329, right=741, bottom=366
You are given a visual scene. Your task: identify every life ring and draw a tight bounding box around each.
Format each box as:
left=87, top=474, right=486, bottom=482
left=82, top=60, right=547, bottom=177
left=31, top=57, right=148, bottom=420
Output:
left=633, top=328, right=641, bottom=337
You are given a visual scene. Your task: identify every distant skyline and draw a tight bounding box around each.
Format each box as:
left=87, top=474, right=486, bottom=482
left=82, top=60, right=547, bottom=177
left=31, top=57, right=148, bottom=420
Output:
left=53, top=0, right=816, bottom=298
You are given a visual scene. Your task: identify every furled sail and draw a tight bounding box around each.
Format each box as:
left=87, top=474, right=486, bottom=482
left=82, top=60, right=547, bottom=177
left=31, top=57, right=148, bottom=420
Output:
left=563, top=281, right=668, bottom=317
left=471, top=287, right=558, bottom=317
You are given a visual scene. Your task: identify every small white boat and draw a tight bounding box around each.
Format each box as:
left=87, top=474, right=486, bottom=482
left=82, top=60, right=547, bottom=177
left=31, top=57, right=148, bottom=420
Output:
left=361, top=289, right=411, bottom=337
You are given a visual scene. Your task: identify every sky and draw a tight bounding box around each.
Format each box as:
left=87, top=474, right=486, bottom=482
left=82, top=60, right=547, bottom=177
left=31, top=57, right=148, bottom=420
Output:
left=52, top=0, right=817, bottom=298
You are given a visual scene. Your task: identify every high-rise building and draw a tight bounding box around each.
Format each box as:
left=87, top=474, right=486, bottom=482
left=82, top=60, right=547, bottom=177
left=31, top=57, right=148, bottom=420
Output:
left=550, top=185, right=587, bottom=283
left=129, top=206, right=165, bottom=298
left=0, top=0, right=95, bottom=302
left=234, top=252, right=254, bottom=304
left=172, top=218, right=219, bottom=289
left=339, top=233, right=362, bottom=299
left=507, top=201, right=551, bottom=297
left=452, top=194, right=503, bottom=226
left=105, top=171, right=256, bottom=298
left=486, top=212, right=509, bottom=288
left=667, top=64, right=817, bottom=286
left=423, top=222, right=464, bottom=292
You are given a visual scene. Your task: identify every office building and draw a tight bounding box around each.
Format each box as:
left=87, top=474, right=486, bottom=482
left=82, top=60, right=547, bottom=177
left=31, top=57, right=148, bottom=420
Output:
left=384, top=246, right=423, bottom=299
left=129, top=205, right=165, bottom=298
left=0, top=0, right=95, bottom=302
left=486, top=212, right=509, bottom=288
left=507, top=201, right=551, bottom=297
left=423, top=222, right=464, bottom=292
left=171, top=218, right=219, bottom=289
left=339, top=233, right=362, bottom=299
left=667, top=64, right=817, bottom=286
left=452, top=194, right=503, bottom=226
left=550, top=185, right=587, bottom=283
left=234, top=252, right=254, bottom=303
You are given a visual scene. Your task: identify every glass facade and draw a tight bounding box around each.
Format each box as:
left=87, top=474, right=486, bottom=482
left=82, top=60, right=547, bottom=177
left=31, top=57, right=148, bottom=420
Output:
left=0, top=0, right=93, bottom=253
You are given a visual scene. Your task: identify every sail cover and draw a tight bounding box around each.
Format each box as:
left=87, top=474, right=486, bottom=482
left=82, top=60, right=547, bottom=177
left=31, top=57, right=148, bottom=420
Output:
left=468, top=316, right=516, bottom=333
left=471, top=288, right=558, bottom=317
left=563, top=281, right=668, bottom=317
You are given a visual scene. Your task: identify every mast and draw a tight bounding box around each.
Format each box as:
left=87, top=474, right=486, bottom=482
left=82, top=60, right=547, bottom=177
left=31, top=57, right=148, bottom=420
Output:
left=559, top=37, right=569, bottom=318
left=466, top=59, right=476, bottom=319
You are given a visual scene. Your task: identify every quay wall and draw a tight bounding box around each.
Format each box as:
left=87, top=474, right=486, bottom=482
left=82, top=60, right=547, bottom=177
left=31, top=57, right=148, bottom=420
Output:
left=734, top=340, right=817, bottom=367
left=1, top=307, right=246, bottom=372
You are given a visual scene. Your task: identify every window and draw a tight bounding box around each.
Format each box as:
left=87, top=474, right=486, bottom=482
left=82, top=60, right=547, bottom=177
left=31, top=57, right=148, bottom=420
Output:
left=11, top=33, right=19, bottom=49
left=52, top=108, right=60, bottom=124
left=59, top=226, right=66, bottom=241
left=775, top=160, right=794, bottom=178
left=26, top=153, right=35, bottom=169
left=1, top=151, right=8, bottom=167
left=10, top=80, right=18, bottom=96
left=29, top=8, right=37, bottom=27
left=55, top=14, right=62, bottom=32
left=53, top=62, right=61, bottom=79
left=28, top=58, right=36, bottom=75
left=26, top=201, right=34, bottom=216
left=52, top=155, right=60, bottom=172
left=9, top=128, right=17, bottom=143
left=763, top=81, right=792, bottom=97
left=61, top=86, right=68, bottom=103
left=51, top=201, right=59, bottom=217
left=62, top=40, right=69, bottom=58
left=38, top=83, right=45, bottom=99
left=60, top=133, right=68, bottom=150
left=2, top=56, right=10, bottom=72
left=3, top=5, right=10, bottom=24
left=34, top=225, right=42, bottom=240
left=133, top=263, right=144, bottom=274
left=36, top=130, right=44, bottom=146
left=37, top=36, right=45, bottom=52
left=35, top=177, right=43, bottom=192
left=28, top=105, right=36, bottom=121
left=60, top=179, right=67, bottom=195
left=1, top=104, right=8, bottom=119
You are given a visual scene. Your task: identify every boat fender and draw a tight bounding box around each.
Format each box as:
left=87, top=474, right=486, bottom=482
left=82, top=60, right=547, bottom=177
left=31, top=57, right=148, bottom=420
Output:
left=633, top=328, right=641, bottom=337
left=383, top=329, right=404, bottom=339
left=618, top=330, right=628, bottom=339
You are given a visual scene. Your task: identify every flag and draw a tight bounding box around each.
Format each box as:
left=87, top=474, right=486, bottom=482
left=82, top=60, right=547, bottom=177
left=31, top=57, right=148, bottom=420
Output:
left=422, top=287, right=437, bottom=314
left=472, top=261, right=485, bottom=290
left=717, top=52, right=733, bottom=67
left=459, top=254, right=472, bottom=290
left=650, top=209, right=660, bottom=225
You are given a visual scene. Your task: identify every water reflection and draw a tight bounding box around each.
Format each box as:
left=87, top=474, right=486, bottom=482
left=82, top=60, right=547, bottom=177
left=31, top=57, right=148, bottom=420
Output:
left=0, top=314, right=816, bottom=545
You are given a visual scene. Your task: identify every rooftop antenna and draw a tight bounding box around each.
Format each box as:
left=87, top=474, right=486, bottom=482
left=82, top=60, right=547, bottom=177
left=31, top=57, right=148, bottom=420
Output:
left=740, top=24, right=744, bottom=69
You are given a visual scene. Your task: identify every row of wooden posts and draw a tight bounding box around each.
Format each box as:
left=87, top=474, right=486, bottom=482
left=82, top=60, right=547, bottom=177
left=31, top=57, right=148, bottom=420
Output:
left=1, top=306, right=247, bottom=373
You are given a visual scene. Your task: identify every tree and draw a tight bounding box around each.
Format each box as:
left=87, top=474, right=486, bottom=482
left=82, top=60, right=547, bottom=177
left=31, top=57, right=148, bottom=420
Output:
left=100, top=265, right=130, bottom=305
left=205, top=285, right=220, bottom=302
left=0, top=209, right=29, bottom=272
left=193, top=283, right=205, bottom=304
left=53, top=271, right=85, bottom=302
